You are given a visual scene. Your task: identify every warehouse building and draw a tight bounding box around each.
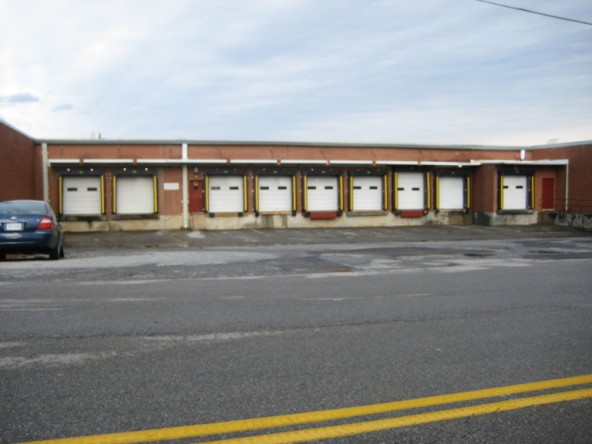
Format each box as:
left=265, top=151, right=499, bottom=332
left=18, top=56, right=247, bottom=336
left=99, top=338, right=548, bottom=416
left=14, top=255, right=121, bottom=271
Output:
left=1, top=120, right=591, bottom=231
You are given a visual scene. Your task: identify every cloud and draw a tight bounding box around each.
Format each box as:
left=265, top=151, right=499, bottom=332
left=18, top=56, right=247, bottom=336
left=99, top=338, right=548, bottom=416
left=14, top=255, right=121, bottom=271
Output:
left=53, top=103, right=74, bottom=112
left=0, top=0, right=590, bottom=142
left=0, top=92, right=40, bottom=106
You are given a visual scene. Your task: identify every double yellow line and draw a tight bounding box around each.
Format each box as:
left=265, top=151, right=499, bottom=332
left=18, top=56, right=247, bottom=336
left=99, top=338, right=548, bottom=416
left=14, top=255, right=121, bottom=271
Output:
left=21, top=374, right=592, bottom=444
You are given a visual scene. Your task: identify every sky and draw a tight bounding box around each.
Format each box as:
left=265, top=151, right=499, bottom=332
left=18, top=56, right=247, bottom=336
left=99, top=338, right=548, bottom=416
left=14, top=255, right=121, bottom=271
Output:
left=1, top=0, right=591, bottom=145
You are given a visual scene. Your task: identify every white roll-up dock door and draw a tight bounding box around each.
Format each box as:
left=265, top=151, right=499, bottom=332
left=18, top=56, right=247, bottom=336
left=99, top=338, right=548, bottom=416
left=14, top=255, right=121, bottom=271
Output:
left=306, top=176, right=339, bottom=211
left=396, top=172, right=424, bottom=210
left=62, top=176, right=103, bottom=215
left=438, top=176, right=465, bottom=210
left=502, top=175, right=528, bottom=210
left=351, top=176, right=383, bottom=211
left=115, top=176, right=156, bottom=214
left=208, top=176, right=245, bottom=213
left=258, top=176, right=293, bottom=212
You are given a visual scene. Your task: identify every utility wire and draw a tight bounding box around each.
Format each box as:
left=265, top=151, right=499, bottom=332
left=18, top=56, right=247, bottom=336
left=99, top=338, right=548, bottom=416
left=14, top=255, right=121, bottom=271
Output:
left=474, top=0, right=592, bottom=26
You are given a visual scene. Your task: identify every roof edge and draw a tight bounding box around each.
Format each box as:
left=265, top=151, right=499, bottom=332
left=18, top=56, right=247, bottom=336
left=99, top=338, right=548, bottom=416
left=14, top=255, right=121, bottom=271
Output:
left=527, top=140, right=592, bottom=149
left=0, top=119, right=35, bottom=141
left=33, top=137, right=591, bottom=151
left=35, top=138, right=519, bottom=149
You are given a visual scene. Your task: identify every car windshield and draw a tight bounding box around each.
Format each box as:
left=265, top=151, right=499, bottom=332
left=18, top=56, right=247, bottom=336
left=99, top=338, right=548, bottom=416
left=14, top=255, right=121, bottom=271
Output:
left=0, top=201, right=47, bottom=216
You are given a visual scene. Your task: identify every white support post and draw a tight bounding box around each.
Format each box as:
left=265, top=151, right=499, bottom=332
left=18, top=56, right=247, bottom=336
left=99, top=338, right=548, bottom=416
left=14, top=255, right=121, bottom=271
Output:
left=42, top=143, right=49, bottom=202
left=565, top=160, right=570, bottom=212
left=182, top=143, right=189, bottom=229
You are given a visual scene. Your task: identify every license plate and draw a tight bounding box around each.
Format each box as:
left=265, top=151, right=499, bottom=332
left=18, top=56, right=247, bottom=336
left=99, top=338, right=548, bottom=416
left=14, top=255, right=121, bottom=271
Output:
left=4, top=222, right=24, bottom=231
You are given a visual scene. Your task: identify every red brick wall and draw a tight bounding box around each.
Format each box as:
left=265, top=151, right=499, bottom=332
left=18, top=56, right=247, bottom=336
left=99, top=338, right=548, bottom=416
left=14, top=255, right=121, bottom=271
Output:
left=37, top=139, right=592, bottom=217
left=160, top=168, right=183, bottom=215
left=0, top=122, right=37, bottom=201
left=47, top=143, right=182, bottom=160
left=472, top=164, right=497, bottom=213
left=186, top=144, right=523, bottom=164
left=532, top=144, right=592, bottom=213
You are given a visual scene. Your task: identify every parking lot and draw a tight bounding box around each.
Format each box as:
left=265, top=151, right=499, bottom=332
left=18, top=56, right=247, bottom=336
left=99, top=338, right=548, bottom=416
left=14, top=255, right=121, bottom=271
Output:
left=61, top=223, right=592, bottom=249
left=2, top=224, right=592, bottom=283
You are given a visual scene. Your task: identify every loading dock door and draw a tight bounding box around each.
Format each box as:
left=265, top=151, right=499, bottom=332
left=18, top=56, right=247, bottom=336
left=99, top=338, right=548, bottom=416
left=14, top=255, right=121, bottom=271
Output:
left=208, top=176, right=244, bottom=213
left=397, top=172, right=424, bottom=210
left=306, top=176, right=338, bottom=211
left=116, top=176, right=156, bottom=214
left=352, top=176, right=382, bottom=211
left=502, top=176, right=528, bottom=210
left=542, top=178, right=555, bottom=209
left=438, top=176, right=464, bottom=209
left=62, top=176, right=102, bottom=215
left=189, top=180, right=204, bottom=213
left=258, top=176, right=292, bottom=212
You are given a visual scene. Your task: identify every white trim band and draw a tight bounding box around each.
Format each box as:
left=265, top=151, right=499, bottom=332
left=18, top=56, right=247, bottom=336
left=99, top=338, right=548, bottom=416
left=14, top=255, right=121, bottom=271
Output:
left=329, top=160, right=373, bottom=165
left=83, top=159, right=134, bottom=164
left=48, top=159, right=81, bottom=165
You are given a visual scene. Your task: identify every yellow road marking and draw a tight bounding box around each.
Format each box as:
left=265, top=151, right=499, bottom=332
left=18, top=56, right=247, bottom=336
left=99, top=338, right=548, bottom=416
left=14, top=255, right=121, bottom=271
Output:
left=19, top=374, right=592, bottom=444
left=202, top=388, right=592, bottom=444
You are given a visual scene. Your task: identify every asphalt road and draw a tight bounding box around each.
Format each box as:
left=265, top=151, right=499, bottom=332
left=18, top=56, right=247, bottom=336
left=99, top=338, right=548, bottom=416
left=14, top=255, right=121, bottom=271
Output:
left=1, top=227, right=591, bottom=443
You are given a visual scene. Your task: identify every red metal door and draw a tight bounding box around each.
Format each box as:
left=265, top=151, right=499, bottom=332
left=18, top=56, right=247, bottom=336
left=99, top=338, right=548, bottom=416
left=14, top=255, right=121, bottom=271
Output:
left=189, top=180, right=204, bottom=213
left=542, top=178, right=555, bottom=209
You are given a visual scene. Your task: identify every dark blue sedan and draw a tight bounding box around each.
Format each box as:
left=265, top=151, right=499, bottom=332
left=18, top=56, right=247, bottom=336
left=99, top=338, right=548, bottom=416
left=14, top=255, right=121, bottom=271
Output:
left=0, top=200, right=65, bottom=260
